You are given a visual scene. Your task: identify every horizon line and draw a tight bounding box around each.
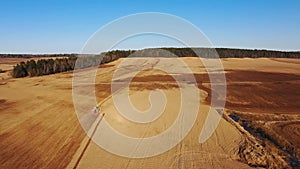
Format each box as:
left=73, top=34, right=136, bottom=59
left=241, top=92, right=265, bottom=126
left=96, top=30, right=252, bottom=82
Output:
left=1, top=46, right=300, bottom=55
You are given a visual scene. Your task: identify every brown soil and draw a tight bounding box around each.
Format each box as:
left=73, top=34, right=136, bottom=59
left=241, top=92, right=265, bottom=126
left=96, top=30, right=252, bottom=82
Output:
left=0, top=57, right=299, bottom=168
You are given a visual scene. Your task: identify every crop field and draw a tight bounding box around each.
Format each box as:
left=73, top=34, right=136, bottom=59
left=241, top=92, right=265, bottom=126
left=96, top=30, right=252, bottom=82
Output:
left=0, top=57, right=299, bottom=168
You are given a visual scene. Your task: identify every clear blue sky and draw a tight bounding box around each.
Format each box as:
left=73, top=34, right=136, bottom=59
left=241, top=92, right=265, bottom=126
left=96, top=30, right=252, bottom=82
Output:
left=0, top=0, right=299, bottom=53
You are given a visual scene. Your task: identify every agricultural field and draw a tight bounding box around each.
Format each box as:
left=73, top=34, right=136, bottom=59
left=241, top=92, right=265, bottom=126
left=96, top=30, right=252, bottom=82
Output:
left=0, top=57, right=299, bottom=168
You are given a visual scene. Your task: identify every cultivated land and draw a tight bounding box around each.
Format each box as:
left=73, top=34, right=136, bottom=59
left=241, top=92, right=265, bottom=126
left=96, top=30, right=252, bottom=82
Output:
left=0, top=57, right=299, bottom=168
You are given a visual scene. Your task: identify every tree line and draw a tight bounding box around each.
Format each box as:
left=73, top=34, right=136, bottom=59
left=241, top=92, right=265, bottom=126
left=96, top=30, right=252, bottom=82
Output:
left=12, top=48, right=300, bottom=78
left=138, top=48, right=300, bottom=58
left=12, top=52, right=123, bottom=78
left=101, top=48, right=300, bottom=59
left=12, top=57, right=77, bottom=78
